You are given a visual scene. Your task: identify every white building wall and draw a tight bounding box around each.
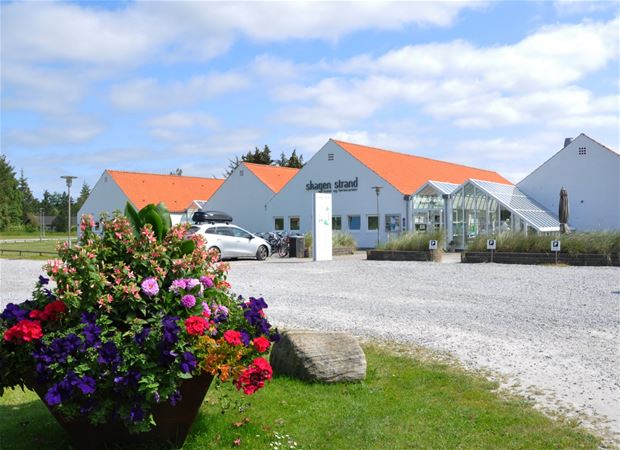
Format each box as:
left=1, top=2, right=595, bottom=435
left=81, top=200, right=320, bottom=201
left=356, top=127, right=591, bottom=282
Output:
left=267, top=140, right=408, bottom=248
left=204, top=164, right=275, bottom=233
left=77, top=170, right=130, bottom=230
left=517, top=134, right=620, bottom=231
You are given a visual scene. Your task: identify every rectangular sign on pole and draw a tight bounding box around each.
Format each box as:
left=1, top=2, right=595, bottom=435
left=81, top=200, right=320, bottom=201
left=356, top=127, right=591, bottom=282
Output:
left=487, top=239, right=496, bottom=250
left=551, top=240, right=561, bottom=252
left=428, top=240, right=438, bottom=250
left=313, top=193, right=332, bottom=261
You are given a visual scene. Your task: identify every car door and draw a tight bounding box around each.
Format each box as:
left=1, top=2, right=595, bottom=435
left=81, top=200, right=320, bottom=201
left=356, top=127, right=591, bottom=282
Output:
left=213, top=226, right=237, bottom=258
left=230, top=226, right=256, bottom=257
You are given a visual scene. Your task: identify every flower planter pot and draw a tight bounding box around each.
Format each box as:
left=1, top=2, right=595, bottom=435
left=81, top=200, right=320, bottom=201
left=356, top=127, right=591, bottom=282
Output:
left=29, top=373, right=213, bottom=449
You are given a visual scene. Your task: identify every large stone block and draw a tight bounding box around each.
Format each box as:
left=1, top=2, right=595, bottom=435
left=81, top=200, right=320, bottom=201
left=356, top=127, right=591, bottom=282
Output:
left=269, top=330, right=366, bottom=383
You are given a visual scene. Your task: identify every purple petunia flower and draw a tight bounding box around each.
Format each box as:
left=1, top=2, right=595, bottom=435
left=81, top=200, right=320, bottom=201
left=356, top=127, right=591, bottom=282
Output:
left=76, top=375, right=96, bottom=395
left=180, top=352, right=197, bottom=374
left=97, top=341, right=121, bottom=367
left=134, top=326, right=151, bottom=345
left=129, top=405, right=144, bottom=423
left=213, top=305, right=229, bottom=323
left=161, top=316, right=180, bottom=344
left=38, top=275, right=50, bottom=285
left=239, top=330, right=251, bottom=347
left=0, top=303, right=29, bottom=323
left=169, top=390, right=182, bottom=406
left=181, top=294, right=196, bottom=308
left=141, top=277, right=159, bottom=296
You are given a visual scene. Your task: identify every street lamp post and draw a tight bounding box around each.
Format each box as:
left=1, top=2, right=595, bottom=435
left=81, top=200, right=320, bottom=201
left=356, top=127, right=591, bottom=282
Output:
left=371, top=186, right=383, bottom=248
left=39, top=208, right=44, bottom=241
left=61, top=175, right=77, bottom=247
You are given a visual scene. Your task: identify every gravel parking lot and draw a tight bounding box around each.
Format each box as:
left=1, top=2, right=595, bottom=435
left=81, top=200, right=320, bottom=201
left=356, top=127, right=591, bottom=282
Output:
left=1, top=255, right=619, bottom=441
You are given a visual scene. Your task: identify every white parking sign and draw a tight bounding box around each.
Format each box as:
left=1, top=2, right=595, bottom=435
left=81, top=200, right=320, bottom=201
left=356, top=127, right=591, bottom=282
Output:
left=551, top=240, right=561, bottom=252
left=487, top=239, right=496, bottom=250
left=428, top=240, right=438, bottom=250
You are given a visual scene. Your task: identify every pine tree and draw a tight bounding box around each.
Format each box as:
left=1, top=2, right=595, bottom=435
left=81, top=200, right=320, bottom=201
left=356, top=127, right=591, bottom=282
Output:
left=75, top=182, right=91, bottom=212
left=17, top=170, right=40, bottom=226
left=286, top=149, right=304, bottom=168
left=0, top=155, right=23, bottom=231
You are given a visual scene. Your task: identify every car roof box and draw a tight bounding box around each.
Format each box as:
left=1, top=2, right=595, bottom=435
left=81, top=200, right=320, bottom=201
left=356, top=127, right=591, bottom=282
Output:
left=192, top=210, right=233, bottom=224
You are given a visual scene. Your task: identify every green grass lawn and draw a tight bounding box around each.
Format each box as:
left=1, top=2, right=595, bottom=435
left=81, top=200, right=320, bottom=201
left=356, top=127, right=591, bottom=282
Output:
left=0, top=239, right=63, bottom=260
left=0, top=345, right=599, bottom=449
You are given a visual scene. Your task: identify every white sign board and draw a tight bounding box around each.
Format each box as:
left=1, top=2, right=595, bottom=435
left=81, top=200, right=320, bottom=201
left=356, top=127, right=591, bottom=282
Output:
left=312, top=193, right=332, bottom=261
left=551, top=240, right=561, bottom=252
left=487, top=239, right=496, bottom=250
left=428, top=240, right=438, bottom=250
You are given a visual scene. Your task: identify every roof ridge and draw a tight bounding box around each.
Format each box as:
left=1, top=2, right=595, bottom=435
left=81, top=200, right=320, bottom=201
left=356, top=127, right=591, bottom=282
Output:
left=331, top=139, right=504, bottom=176
left=242, top=162, right=300, bottom=171
left=107, top=169, right=223, bottom=181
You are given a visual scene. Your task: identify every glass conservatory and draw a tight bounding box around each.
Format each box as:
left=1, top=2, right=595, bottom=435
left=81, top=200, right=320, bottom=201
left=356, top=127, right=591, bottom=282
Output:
left=412, top=179, right=560, bottom=249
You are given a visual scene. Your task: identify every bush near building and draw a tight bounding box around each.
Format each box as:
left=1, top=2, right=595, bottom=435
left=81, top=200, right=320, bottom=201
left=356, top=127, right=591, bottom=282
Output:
left=468, top=231, right=620, bottom=256
left=378, top=230, right=444, bottom=252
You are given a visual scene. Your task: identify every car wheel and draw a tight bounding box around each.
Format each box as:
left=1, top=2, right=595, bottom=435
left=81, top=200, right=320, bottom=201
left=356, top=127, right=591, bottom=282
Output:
left=256, top=245, right=268, bottom=261
left=209, top=246, right=221, bottom=262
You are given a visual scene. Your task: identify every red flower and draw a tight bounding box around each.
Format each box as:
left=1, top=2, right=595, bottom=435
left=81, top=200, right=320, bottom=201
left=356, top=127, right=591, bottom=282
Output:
left=43, top=300, right=67, bottom=321
left=29, top=309, right=47, bottom=321
left=223, top=330, right=242, bottom=346
left=235, top=357, right=272, bottom=395
left=252, top=336, right=270, bottom=353
left=184, top=316, right=208, bottom=336
left=3, top=320, right=43, bottom=343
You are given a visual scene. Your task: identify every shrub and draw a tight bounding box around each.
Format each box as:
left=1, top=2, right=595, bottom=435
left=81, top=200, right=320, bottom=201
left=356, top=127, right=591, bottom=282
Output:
left=467, top=231, right=620, bottom=255
left=304, top=232, right=357, bottom=249
left=377, top=230, right=444, bottom=252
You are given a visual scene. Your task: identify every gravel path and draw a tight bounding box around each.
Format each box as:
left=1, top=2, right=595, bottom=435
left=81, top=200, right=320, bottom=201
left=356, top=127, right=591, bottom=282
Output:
left=2, top=255, right=619, bottom=442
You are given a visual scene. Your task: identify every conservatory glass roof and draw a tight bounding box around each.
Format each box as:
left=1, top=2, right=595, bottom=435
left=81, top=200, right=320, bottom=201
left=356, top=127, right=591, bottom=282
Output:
left=414, top=180, right=460, bottom=197
left=466, top=179, right=560, bottom=232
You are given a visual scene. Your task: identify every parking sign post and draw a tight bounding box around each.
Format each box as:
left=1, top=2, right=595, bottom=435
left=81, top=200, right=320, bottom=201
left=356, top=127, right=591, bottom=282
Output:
left=486, top=239, right=496, bottom=263
left=428, top=239, right=438, bottom=260
left=551, top=240, right=561, bottom=264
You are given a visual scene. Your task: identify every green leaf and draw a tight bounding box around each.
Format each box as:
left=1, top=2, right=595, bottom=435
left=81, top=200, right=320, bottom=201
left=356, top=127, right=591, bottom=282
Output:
left=179, top=239, right=196, bottom=255
left=156, top=203, right=172, bottom=237
left=124, top=202, right=142, bottom=236
left=141, top=208, right=164, bottom=240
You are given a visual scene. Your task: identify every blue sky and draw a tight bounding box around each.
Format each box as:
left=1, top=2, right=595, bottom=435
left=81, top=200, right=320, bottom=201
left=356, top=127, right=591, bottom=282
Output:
left=1, top=0, right=618, bottom=197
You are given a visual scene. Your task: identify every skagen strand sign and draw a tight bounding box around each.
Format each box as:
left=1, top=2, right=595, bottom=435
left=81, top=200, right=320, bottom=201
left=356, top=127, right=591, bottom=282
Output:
left=305, top=177, right=358, bottom=193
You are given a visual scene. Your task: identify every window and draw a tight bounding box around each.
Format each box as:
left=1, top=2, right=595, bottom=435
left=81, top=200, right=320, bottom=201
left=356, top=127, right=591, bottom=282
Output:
left=348, top=215, right=361, bottom=231
left=328, top=153, right=334, bottom=161
left=289, top=217, right=300, bottom=230
left=231, top=227, right=252, bottom=239
left=214, top=227, right=234, bottom=236
left=367, top=215, right=378, bottom=231
left=578, top=147, right=587, bottom=156
left=332, top=216, right=342, bottom=230
left=274, top=217, right=284, bottom=231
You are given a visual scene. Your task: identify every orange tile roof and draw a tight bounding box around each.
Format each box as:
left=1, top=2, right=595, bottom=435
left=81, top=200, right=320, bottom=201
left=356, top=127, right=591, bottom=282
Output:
left=333, top=140, right=511, bottom=194
left=243, top=163, right=299, bottom=193
left=107, top=170, right=224, bottom=213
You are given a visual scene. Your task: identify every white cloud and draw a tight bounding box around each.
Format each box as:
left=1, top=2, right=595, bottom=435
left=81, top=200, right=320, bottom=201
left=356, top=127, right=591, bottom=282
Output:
left=554, top=0, right=619, bottom=16
left=2, top=120, right=103, bottom=148
left=272, top=17, right=619, bottom=132
left=109, top=72, right=249, bottom=110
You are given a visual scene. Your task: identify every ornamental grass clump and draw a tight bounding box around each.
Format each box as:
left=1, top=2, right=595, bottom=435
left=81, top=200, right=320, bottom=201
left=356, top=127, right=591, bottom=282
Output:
left=378, top=230, right=444, bottom=252
left=0, top=204, right=279, bottom=433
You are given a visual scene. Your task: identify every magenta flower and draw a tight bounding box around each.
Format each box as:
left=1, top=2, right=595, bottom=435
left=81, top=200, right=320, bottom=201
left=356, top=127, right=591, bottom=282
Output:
left=200, top=276, right=214, bottom=289
left=169, top=279, right=186, bottom=294
left=181, top=295, right=196, bottom=308
left=140, top=277, right=159, bottom=297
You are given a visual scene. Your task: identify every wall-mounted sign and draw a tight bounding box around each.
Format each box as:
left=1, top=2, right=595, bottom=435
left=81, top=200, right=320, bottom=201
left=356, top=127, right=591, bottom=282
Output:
left=487, top=239, right=496, bottom=250
left=306, top=177, right=358, bottom=193
left=428, top=240, right=438, bottom=250
left=551, top=240, right=561, bottom=252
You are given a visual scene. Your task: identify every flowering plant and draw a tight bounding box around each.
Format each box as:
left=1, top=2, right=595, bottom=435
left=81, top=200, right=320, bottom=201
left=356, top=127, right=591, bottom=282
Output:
left=0, top=204, right=278, bottom=432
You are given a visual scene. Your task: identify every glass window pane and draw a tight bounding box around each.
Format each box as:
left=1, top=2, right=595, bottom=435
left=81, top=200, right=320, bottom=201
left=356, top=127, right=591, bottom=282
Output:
left=348, top=215, right=360, bottom=230
left=289, top=217, right=300, bottom=230
left=332, top=216, right=342, bottom=230
left=367, top=215, right=378, bottom=230
left=274, top=217, right=284, bottom=231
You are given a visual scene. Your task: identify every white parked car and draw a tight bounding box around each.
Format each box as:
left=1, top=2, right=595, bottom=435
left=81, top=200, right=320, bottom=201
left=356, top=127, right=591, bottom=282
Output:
left=187, top=223, right=271, bottom=261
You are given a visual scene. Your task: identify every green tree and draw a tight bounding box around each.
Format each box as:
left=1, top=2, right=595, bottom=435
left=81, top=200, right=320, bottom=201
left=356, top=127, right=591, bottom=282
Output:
left=17, top=170, right=40, bottom=225
left=75, top=182, right=91, bottom=212
left=243, top=145, right=273, bottom=165
left=52, top=192, right=77, bottom=232
left=0, top=155, right=23, bottom=231
left=285, top=149, right=304, bottom=168
left=169, top=168, right=183, bottom=176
